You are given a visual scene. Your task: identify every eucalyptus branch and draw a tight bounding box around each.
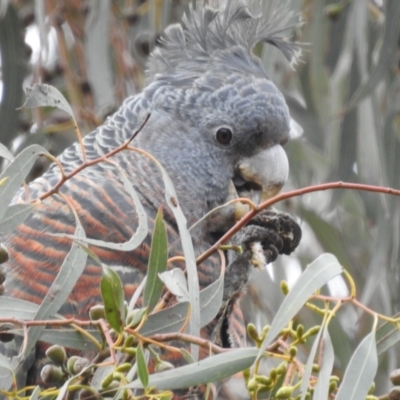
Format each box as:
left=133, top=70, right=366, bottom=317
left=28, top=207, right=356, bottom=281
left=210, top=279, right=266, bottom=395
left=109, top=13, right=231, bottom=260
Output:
left=0, top=316, right=102, bottom=351
left=197, top=181, right=400, bottom=265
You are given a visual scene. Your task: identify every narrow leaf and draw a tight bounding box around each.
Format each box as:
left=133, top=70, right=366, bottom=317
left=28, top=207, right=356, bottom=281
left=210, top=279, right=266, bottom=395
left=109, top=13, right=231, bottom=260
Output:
left=24, top=220, right=88, bottom=356
left=128, top=276, right=146, bottom=312
left=11, top=329, right=100, bottom=352
left=376, top=316, right=400, bottom=355
left=59, top=167, right=148, bottom=252
left=0, top=204, right=35, bottom=234
left=300, top=325, right=324, bottom=400
left=141, top=267, right=224, bottom=336
left=140, top=302, right=189, bottom=336
left=136, top=343, right=149, bottom=388
left=0, top=1, right=10, bottom=18
left=313, top=327, right=334, bottom=400
left=258, top=253, right=342, bottom=359
left=22, top=83, right=75, bottom=121
left=0, top=144, right=50, bottom=220
left=55, top=365, right=94, bottom=400
left=145, top=151, right=200, bottom=360
left=28, top=385, right=41, bottom=400
left=198, top=261, right=224, bottom=327
left=0, top=297, right=41, bottom=320
left=101, top=264, right=125, bottom=333
left=79, top=250, right=129, bottom=337
left=269, top=373, right=285, bottom=399
left=143, top=207, right=168, bottom=312
left=344, top=1, right=400, bottom=111
left=0, top=143, right=14, bottom=161
left=0, top=352, right=12, bottom=373
left=126, top=348, right=258, bottom=391
left=335, top=330, right=378, bottom=400
left=0, top=352, right=14, bottom=391
left=158, top=268, right=189, bottom=302
left=84, top=1, right=115, bottom=113
left=300, top=208, right=352, bottom=267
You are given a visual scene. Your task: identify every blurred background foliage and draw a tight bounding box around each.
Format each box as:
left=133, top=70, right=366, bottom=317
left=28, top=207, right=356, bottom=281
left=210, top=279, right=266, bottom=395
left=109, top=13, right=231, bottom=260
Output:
left=0, top=0, right=400, bottom=398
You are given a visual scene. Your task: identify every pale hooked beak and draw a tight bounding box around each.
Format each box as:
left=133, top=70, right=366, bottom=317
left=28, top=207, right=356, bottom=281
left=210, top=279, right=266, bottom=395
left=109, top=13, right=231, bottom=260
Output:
left=230, top=145, right=289, bottom=220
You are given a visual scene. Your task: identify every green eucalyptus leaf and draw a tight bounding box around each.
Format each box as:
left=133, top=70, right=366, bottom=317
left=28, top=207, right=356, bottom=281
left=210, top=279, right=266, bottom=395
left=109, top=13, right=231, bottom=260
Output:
left=300, top=325, right=324, bottom=400
left=269, top=373, right=285, bottom=399
left=28, top=385, right=41, bottom=400
left=0, top=143, right=13, bottom=161
left=335, top=330, right=377, bottom=400
left=24, top=219, right=88, bottom=357
left=376, top=315, right=400, bottom=356
left=126, top=348, right=258, bottom=391
left=0, top=297, right=42, bottom=320
left=258, top=253, right=342, bottom=359
left=147, top=156, right=200, bottom=360
left=10, top=329, right=101, bottom=352
left=140, top=302, right=189, bottom=336
left=0, top=352, right=14, bottom=391
left=0, top=144, right=50, bottom=221
left=136, top=343, right=149, bottom=389
left=22, top=83, right=75, bottom=121
left=100, top=264, right=125, bottom=333
left=144, top=207, right=168, bottom=312
left=0, top=204, right=35, bottom=234
left=55, top=364, right=95, bottom=400
left=141, top=266, right=224, bottom=336
left=158, top=268, right=189, bottom=303
left=313, top=326, right=334, bottom=400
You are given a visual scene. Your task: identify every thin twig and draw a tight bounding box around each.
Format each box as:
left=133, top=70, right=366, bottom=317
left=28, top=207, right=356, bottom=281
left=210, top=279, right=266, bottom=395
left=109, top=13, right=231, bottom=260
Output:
left=98, top=319, right=117, bottom=363
left=37, top=113, right=151, bottom=202
left=149, top=332, right=230, bottom=354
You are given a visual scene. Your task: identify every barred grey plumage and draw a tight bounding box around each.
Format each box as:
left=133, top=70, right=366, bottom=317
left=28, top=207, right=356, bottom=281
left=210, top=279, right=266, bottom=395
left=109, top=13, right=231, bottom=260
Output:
left=1, top=1, right=301, bottom=398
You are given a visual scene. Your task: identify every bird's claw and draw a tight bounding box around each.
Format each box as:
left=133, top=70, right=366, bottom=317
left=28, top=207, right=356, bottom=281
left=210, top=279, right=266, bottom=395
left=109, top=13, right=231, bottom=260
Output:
left=232, top=210, right=301, bottom=267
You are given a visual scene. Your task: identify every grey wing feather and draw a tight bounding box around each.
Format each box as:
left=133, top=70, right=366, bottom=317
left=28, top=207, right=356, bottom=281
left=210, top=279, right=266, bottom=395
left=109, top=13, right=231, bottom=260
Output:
left=13, top=94, right=148, bottom=203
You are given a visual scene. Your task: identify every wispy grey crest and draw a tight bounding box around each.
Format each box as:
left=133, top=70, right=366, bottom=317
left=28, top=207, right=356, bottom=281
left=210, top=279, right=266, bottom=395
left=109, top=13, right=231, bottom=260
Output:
left=146, top=0, right=301, bottom=83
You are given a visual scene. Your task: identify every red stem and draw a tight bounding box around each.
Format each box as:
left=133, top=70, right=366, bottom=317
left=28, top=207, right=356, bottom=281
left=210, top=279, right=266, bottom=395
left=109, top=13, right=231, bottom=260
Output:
left=196, top=181, right=400, bottom=264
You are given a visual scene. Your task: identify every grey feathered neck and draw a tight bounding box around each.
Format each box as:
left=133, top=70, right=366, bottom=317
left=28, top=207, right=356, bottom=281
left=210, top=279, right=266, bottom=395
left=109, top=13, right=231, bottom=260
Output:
left=146, top=0, right=301, bottom=83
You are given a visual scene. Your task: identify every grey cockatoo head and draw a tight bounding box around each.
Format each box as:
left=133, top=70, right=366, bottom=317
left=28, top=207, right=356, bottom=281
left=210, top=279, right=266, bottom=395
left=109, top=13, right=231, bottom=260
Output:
left=136, top=0, right=300, bottom=221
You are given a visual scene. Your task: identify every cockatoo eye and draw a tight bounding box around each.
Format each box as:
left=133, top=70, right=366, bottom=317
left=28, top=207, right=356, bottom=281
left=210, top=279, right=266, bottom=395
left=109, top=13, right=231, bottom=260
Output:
left=215, top=127, right=233, bottom=145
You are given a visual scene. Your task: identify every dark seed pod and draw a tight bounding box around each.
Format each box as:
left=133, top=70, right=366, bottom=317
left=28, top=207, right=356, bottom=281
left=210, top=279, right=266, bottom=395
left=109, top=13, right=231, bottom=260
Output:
left=0, top=245, right=9, bottom=264
left=391, top=370, right=400, bottom=385
left=0, top=323, right=15, bottom=343
left=325, top=5, right=343, bottom=21
left=78, top=388, right=100, bottom=400
left=389, top=386, right=400, bottom=400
